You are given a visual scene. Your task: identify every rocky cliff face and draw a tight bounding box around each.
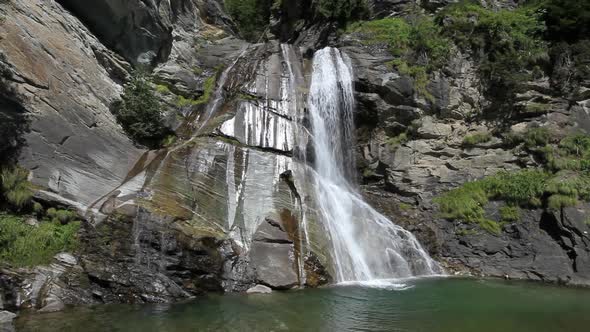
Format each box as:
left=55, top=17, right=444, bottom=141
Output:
left=1, top=0, right=589, bottom=317
left=341, top=3, right=590, bottom=286
left=0, top=0, right=144, bottom=212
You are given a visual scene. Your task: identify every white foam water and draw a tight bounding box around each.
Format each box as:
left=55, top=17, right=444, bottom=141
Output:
left=307, top=47, right=443, bottom=283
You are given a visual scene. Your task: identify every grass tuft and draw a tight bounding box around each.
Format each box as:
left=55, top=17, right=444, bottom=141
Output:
left=463, top=133, right=492, bottom=147
left=1, top=167, right=32, bottom=210
left=0, top=214, right=80, bottom=267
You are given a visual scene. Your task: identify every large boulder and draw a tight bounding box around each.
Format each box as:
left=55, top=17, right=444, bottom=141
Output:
left=249, top=219, right=299, bottom=289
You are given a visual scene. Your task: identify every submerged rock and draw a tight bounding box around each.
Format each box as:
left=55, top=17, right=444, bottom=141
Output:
left=246, top=285, right=272, bottom=294
left=0, top=310, right=16, bottom=332
left=0, top=311, right=16, bottom=324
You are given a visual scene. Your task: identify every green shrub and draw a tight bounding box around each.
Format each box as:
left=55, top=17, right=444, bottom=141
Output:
left=436, top=2, right=547, bottom=98
left=542, top=0, right=590, bottom=42
left=161, top=135, right=177, bottom=147
left=0, top=214, right=80, bottom=267
left=224, top=0, right=272, bottom=41
left=544, top=172, right=590, bottom=210
left=349, top=15, right=450, bottom=100
left=545, top=134, right=590, bottom=171
left=155, top=84, right=171, bottom=94
left=558, top=134, right=590, bottom=157
left=523, top=127, right=552, bottom=149
left=398, top=202, right=413, bottom=211
left=522, top=103, right=552, bottom=115
left=463, top=133, right=491, bottom=147
left=434, top=182, right=488, bottom=224
left=480, top=218, right=502, bottom=235
left=0, top=167, right=32, bottom=210
left=438, top=134, right=590, bottom=231
left=112, top=72, right=171, bottom=148
left=32, top=202, right=44, bottom=215
left=46, top=208, right=78, bottom=225
left=386, top=132, right=408, bottom=149
left=314, top=0, right=369, bottom=23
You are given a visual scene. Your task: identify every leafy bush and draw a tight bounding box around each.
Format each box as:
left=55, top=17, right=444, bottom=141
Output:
left=0, top=167, right=32, bottom=210
left=314, top=0, right=369, bottom=23
left=225, top=0, right=272, bottom=41
left=0, top=214, right=80, bottom=267
left=503, top=127, right=553, bottom=150
left=463, top=133, right=491, bottom=147
left=112, top=72, right=171, bottom=148
left=349, top=15, right=450, bottom=99
left=155, top=84, right=171, bottom=94
left=545, top=172, right=590, bottom=209
left=436, top=2, right=547, bottom=99
left=542, top=0, right=590, bottom=42
left=547, top=194, right=578, bottom=209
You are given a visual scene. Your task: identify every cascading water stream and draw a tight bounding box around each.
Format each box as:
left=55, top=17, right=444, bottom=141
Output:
left=307, top=47, right=442, bottom=283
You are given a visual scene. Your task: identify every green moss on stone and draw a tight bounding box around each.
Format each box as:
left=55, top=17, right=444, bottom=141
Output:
left=463, top=133, right=492, bottom=147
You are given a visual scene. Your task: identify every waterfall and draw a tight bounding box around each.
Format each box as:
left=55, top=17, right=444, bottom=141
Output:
left=307, top=47, right=441, bottom=283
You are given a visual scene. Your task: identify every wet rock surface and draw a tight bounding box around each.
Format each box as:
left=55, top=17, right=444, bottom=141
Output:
left=246, top=284, right=272, bottom=294
left=250, top=219, right=298, bottom=289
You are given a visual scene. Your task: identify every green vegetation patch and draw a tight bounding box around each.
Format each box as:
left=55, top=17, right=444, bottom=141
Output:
left=224, top=0, right=272, bottom=41
left=0, top=214, right=80, bottom=267
left=545, top=134, right=590, bottom=171
left=436, top=2, right=547, bottom=96
left=349, top=2, right=547, bottom=103
left=1, top=167, right=32, bottom=211
left=46, top=208, right=78, bottom=225
left=112, top=72, right=172, bottom=148
left=349, top=15, right=450, bottom=100
left=176, top=75, right=217, bottom=107
left=435, top=170, right=549, bottom=234
left=543, top=0, right=590, bottom=42
left=437, top=133, right=590, bottom=234
left=463, top=133, right=491, bottom=147
left=386, top=132, right=408, bottom=149
left=499, top=205, right=520, bottom=222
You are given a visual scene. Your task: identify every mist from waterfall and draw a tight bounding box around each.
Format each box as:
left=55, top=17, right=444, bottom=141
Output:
left=307, top=47, right=442, bottom=283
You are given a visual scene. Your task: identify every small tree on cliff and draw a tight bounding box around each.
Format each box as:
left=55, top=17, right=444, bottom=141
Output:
left=112, top=72, right=170, bottom=148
